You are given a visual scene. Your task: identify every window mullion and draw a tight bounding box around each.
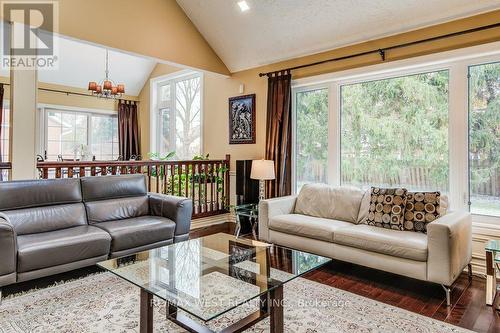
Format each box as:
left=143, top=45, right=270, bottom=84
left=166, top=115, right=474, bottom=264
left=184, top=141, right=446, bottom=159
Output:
left=448, top=63, right=469, bottom=211
left=329, top=82, right=340, bottom=186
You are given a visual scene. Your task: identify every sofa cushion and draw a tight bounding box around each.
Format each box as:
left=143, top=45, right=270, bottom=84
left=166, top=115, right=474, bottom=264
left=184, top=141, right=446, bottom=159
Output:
left=404, top=191, right=442, bottom=233
left=366, top=187, right=407, bottom=230
left=4, top=203, right=87, bottom=235
left=269, top=214, right=353, bottom=242
left=334, top=224, right=428, bottom=261
left=84, top=197, right=150, bottom=224
left=294, top=184, right=364, bottom=223
left=17, top=226, right=111, bottom=272
left=439, top=194, right=449, bottom=215
left=94, top=216, right=176, bottom=252
left=357, top=189, right=371, bottom=224
left=0, top=178, right=82, bottom=211
left=81, top=174, right=147, bottom=201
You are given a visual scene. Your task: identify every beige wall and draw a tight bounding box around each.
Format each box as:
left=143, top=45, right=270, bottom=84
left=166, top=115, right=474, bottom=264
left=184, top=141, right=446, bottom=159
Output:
left=10, top=68, right=37, bottom=179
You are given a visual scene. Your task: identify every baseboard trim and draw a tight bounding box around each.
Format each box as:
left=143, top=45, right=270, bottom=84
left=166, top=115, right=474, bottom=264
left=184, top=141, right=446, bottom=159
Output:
left=191, top=213, right=235, bottom=229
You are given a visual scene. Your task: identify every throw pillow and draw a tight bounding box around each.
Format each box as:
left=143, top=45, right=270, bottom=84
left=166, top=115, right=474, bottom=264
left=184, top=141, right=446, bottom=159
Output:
left=366, top=187, right=407, bottom=230
left=404, top=191, right=441, bottom=233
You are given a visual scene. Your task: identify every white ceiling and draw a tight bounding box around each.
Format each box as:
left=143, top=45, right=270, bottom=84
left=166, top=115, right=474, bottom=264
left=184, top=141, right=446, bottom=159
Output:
left=0, top=35, right=157, bottom=96
left=177, top=0, right=500, bottom=72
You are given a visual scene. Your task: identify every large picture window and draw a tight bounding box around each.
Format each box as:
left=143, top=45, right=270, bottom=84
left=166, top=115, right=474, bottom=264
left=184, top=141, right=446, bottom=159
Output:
left=43, top=108, right=119, bottom=161
left=292, top=45, right=500, bottom=219
left=469, top=62, right=500, bottom=217
left=340, top=71, right=449, bottom=192
left=154, top=72, right=202, bottom=160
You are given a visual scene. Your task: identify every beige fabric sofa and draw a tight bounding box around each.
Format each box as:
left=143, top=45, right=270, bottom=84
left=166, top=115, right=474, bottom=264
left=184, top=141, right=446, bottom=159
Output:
left=258, top=184, right=472, bottom=305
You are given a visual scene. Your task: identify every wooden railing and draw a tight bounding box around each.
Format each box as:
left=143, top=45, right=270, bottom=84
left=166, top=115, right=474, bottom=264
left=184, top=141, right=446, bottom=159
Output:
left=36, top=155, right=231, bottom=219
left=0, top=162, right=11, bottom=181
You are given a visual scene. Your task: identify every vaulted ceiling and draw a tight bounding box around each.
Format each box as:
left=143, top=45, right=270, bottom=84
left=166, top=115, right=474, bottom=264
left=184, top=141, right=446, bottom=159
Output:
left=0, top=35, right=157, bottom=96
left=177, top=0, right=500, bottom=72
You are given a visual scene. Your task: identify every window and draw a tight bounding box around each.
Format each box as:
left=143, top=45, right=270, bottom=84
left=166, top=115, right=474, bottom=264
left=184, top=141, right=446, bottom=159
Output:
left=1, top=102, right=9, bottom=163
left=340, top=71, right=449, bottom=192
left=153, top=72, right=202, bottom=160
left=294, top=88, right=329, bottom=190
left=469, top=62, right=500, bottom=217
left=292, top=44, right=500, bottom=220
left=91, top=114, right=119, bottom=161
left=43, top=108, right=118, bottom=161
left=1, top=101, right=9, bottom=181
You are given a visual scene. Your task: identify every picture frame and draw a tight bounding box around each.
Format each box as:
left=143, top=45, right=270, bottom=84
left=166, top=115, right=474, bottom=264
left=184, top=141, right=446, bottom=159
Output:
left=228, top=94, right=256, bottom=144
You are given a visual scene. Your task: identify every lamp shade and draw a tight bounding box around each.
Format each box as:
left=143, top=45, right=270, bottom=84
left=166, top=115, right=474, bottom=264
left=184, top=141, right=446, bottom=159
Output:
left=103, top=80, right=112, bottom=90
left=250, top=160, right=275, bottom=180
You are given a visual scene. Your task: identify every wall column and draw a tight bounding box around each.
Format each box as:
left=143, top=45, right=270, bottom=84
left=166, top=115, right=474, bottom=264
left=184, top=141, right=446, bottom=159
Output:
left=10, top=67, right=37, bottom=180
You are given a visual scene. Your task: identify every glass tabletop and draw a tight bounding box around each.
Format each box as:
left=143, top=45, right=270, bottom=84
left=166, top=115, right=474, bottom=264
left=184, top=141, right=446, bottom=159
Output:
left=485, top=240, right=500, bottom=252
left=235, top=203, right=259, bottom=218
left=97, top=233, right=330, bottom=322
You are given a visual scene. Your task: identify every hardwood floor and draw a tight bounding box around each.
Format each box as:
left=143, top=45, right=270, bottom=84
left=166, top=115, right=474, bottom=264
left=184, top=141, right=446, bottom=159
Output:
left=223, top=227, right=500, bottom=332
left=303, top=260, right=499, bottom=332
left=3, top=225, right=499, bottom=332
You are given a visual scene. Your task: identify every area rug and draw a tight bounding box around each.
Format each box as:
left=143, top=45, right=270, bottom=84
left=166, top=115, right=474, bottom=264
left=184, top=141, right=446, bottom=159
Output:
left=0, top=272, right=470, bottom=333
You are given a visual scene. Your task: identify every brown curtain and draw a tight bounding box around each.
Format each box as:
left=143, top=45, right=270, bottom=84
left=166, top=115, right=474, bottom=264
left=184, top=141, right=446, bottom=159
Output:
left=265, top=71, right=292, bottom=198
left=118, top=100, right=140, bottom=160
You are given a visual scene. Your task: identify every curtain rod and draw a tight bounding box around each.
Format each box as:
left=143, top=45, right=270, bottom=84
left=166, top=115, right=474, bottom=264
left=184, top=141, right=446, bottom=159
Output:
left=0, top=83, right=138, bottom=103
left=258, top=22, right=500, bottom=77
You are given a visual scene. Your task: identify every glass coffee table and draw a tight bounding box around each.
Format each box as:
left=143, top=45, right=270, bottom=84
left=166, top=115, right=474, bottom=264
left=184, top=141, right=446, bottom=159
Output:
left=98, top=233, right=331, bottom=333
left=485, top=240, right=500, bottom=310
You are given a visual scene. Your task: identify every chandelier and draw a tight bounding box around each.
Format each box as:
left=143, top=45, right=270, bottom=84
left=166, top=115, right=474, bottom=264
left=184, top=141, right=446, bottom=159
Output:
left=88, top=49, right=125, bottom=98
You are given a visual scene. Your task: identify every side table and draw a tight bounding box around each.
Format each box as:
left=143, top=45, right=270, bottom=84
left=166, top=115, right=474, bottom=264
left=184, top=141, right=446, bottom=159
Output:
left=234, top=203, right=259, bottom=239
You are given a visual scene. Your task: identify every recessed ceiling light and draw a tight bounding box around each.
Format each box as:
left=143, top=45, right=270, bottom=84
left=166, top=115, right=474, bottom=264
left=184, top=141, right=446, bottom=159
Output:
left=237, top=1, right=250, bottom=12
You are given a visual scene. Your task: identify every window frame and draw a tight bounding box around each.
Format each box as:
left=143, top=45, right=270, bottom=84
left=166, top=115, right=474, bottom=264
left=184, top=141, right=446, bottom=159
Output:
left=292, top=41, right=500, bottom=224
left=1, top=99, right=10, bottom=163
left=38, top=104, right=119, bottom=161
left=149, top=70, right=204, bottom=158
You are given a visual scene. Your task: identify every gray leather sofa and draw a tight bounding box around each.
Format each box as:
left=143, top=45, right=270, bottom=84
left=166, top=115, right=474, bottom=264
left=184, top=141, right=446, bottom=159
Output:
left=0, top=174, right=192, bottom=291
left=259, top=184, right=472, bottom=306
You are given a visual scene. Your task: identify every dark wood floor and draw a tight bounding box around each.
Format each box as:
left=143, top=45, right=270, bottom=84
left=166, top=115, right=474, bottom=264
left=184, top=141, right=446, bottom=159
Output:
left=203, top=224, right=500, bottom=333
left=303, top=260, right=499, bottom=333
left=3, top=224, right=500, bottom=332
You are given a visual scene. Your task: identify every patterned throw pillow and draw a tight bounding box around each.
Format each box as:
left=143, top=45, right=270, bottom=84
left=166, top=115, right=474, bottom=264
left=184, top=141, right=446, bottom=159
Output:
left=367, top=187, right=407, bottom=230
left=404, top=191, right=441, bottom=233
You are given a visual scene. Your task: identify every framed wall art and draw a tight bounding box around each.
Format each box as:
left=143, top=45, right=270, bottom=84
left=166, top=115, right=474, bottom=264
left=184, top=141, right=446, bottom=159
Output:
left=229, top=94, right=256, bottom=144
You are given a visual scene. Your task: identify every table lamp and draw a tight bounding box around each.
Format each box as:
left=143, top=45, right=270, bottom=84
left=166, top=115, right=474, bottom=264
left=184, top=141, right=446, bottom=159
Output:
left=250, top=159, right=275, bottom=201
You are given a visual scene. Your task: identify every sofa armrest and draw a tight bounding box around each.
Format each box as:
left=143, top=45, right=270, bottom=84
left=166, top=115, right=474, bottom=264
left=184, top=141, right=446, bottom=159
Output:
left=0, top=212, right=17, bottom=285
left=148, top=193, right=193, bottom=242
left=427, top=211, right=472, bottom=286
left=258, top=195, right=297, bottom=242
